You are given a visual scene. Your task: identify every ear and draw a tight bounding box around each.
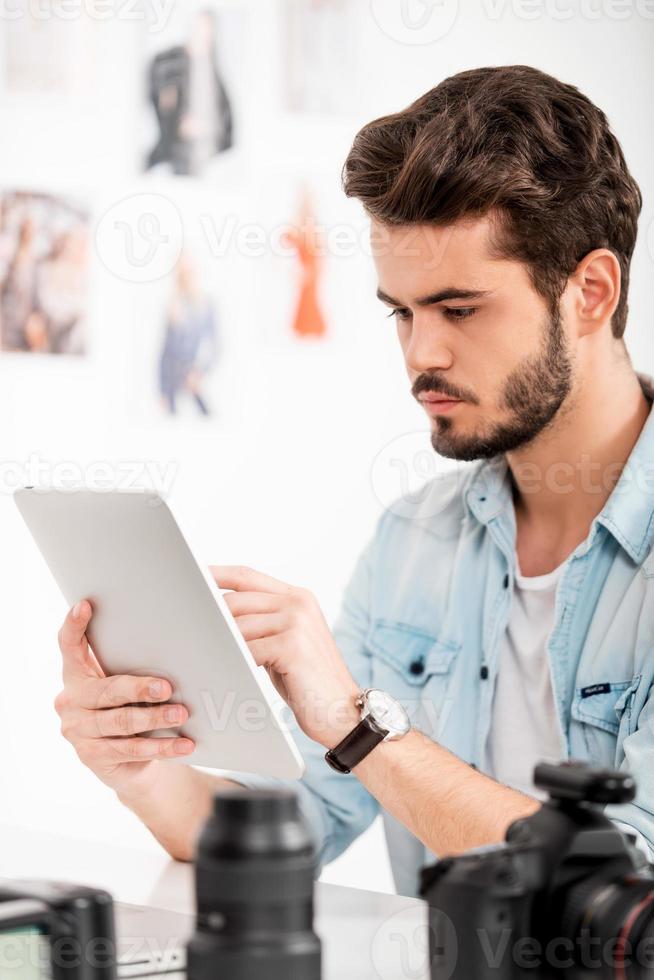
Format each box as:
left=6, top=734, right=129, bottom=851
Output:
left=569, top=248, right=621, bottom=339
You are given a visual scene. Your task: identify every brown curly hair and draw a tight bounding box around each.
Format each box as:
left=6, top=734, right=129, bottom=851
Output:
left=342, top=65, right=642, bottom=339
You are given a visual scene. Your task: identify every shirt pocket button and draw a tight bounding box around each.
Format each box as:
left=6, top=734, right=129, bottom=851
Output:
left=366, top=620, right=461, bottom=687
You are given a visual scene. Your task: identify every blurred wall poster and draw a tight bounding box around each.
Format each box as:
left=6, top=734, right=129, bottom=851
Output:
left=0, top=191, right=89, bottom=356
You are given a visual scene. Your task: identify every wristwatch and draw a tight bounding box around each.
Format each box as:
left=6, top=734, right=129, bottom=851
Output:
left=325, top=688, right=411, bottom=774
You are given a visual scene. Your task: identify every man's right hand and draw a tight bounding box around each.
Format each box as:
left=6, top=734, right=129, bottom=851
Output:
left=55, top=601, right=195, bottom=798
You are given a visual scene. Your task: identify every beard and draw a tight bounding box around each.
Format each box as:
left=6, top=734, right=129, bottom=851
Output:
left=418, top=307, right=573, bottom=462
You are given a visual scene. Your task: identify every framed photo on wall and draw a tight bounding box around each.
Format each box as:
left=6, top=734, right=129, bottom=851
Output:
left=0, top=190, right=89, bottom=356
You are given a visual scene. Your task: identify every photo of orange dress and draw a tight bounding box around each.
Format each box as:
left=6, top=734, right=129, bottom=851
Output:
left=283, top=191, right=328, bottom=340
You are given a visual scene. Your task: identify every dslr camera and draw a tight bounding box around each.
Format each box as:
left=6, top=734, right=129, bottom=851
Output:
left=0, top=879, right=117, bottom=980
left=421, top=761, right=654, bottom=979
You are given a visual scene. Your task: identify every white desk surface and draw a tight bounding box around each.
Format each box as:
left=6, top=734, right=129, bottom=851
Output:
left=0, top=824, right=431, bottom=980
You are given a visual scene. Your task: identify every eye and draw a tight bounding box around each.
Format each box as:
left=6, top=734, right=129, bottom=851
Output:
left=386, top=308, right=412, bottom=322
left=443, top=307, right=477, bottom=320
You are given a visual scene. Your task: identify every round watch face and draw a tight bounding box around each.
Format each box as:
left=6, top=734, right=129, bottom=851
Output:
left=365, top=689, right=411, bottom=738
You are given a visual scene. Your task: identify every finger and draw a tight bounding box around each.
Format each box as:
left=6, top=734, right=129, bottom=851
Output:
left=223, top=591, right=282, bottom=616
left=244, top=634, right=287, bottom=670
left=210, top=565, right=294, bottom=596
left=233, top=612, right=287, bottom=642
left=58, top=601, right=99, bottom=680
left=79, top=702, right=188, bottom=739
left=92, top=735, right=195, bottom=763
left=268, top=669, right=289, bottom=702
left=78, top=674, right=173, bottom=710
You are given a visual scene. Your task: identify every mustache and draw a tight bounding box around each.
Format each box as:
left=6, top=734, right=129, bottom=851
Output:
left=412, top=373, right=480, bottom=405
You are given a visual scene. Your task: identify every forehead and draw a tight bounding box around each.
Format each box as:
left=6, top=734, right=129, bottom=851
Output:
left=370, top=214, right=516, bottom=300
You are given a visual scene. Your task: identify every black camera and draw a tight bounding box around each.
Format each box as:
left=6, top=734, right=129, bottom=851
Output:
left=0, top=879, right=117, bottom=980
left=420, top=761, right=654, bottom=979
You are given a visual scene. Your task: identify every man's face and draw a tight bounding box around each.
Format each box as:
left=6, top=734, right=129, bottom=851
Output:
left=371, top=214, right=574, bottom=461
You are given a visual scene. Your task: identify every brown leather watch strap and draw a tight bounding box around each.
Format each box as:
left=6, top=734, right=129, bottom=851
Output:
left=324, top=717, right=387, bottom=774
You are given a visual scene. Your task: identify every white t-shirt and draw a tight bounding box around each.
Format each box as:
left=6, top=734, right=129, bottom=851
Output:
left=483, top=554, right=652, bottom=860
left=483, top=556, right=566, bottom=799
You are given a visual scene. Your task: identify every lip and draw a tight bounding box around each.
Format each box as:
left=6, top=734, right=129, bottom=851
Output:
left=419, top=396, right=463, bottom=416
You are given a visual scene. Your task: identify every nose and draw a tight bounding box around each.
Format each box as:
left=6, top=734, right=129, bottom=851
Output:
left=402, top=313, right=454, bottom=376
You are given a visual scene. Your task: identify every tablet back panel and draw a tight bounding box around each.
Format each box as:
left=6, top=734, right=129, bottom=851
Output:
left=14, top=487, right=305, bottom=780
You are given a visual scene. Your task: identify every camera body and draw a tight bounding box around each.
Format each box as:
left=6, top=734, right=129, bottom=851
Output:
left=420, top=762, right=654, bottom=980
left=0, top=879, right=117, bottom=980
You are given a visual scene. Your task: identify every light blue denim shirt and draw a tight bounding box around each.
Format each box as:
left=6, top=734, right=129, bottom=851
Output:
left=234, top=373, right=654, bottom=897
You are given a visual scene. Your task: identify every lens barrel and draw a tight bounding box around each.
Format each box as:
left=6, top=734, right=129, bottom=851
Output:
left=562, top=873, right=654, bottom=979
left=186, top=788, right=322, bottom=980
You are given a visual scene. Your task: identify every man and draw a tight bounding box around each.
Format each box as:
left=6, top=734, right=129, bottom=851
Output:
left=55, top=65, right=654, bottom=898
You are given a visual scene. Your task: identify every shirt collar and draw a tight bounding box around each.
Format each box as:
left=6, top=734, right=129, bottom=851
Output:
left=596, top=372, right=654, bottom=564
left=464, top=372, right=654, bottom=565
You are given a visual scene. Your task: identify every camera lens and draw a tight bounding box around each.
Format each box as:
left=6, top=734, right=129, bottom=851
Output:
left=563, top=872, right=654, bottom=978
left=186, top=788, right=321, bottom=980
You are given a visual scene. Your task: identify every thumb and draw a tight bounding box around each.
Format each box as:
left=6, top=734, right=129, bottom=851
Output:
left=57, top=600, right=103, bottom=681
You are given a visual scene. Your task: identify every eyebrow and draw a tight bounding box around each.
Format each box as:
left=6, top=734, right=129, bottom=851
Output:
left=376, top=287, right=492, bottom=307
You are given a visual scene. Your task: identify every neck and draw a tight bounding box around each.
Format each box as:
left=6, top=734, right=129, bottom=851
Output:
left=506, top=360, right=650, bottom=561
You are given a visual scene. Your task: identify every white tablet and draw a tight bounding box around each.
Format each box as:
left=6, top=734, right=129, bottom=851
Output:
left=14, top=487, right=305, bottom=780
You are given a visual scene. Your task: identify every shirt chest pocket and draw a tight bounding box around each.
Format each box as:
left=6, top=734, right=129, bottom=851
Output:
left=569, top=675, right=641, bottom=767
left=366, top=619, right=460, bottom=688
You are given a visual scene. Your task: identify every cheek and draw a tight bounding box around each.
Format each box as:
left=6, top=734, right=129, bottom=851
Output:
left=467, top=313, right=540, bottom=374
left=450, top=326, right=511, bottom=380
left=452, top=324, right=536, bottom=408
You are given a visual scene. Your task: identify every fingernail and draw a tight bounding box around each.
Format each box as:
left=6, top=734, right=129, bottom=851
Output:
left=174, top=738, right=194, bottom=754
left=72, top=602, right=83, bottom=619
left=149, top=681, right=165, bottom=699
left=164, top=705, right=181, bottom=724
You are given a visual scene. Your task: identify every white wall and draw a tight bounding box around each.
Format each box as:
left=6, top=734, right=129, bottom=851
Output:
left=1, top=0, right=653, bottom=897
